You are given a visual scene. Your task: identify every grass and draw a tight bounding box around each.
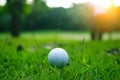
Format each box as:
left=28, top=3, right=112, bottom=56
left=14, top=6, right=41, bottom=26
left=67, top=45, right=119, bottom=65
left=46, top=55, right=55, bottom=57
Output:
left=0, top=31, right=120, bottom=80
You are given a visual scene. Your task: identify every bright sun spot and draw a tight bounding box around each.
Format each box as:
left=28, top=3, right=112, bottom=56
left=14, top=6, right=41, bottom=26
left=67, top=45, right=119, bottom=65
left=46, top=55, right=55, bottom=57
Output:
left=45, top=0, right=73, bottom=9
left=0, top=0, right=120, bottom=9
left=46, top=0, right=120, bottom=8
left=0, top=0, right=6, bottom=6
left=113, top=0, right=120, bottom=7
left=45, top=0, right=91, bottom=8
left=90, top=0, right=111, bottom=8
left=26, top=0, right=33, bottom=5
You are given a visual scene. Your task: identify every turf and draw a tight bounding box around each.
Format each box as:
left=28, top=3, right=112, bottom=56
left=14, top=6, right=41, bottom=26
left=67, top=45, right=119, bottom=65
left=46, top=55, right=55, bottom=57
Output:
left=0, top=32, right=120, bottom=80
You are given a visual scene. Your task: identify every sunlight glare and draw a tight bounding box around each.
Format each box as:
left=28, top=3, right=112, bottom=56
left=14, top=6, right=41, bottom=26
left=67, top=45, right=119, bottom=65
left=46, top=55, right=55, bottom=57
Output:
left=46, top=0, right=120, bottom=9
left=46, top=0, right=73, bottom=9
left=0, top=0, right=6, bottom=6
left=90, top=0, right=111, bottom=8
left=26, top=0, right=33, bottom=5
left=73, top=0, right=89, bottom=4
left=113, top=0, right=120, bottom=7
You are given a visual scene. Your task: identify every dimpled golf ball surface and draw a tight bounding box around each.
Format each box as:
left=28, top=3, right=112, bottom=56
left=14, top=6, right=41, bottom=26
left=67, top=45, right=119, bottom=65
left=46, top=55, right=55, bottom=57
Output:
left=48, top=48, right=69, bottom=69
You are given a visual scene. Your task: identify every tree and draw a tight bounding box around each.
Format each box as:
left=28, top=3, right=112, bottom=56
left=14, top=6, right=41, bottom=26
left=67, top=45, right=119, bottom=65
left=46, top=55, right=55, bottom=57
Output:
left=6, top=0, right=25, bottom=37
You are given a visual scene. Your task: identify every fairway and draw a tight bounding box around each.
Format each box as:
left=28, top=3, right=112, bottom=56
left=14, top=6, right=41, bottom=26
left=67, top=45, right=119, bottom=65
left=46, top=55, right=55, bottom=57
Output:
left=0, top=31, right=120, bottom=80
left=1, top=31, right=119, bottom=40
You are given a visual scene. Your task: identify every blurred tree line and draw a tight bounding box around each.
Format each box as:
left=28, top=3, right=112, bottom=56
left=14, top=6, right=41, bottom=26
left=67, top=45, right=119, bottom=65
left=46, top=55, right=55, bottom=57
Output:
left=0, top=0, right=92, bottom=35
left=0, top=0, right=120, bottom=39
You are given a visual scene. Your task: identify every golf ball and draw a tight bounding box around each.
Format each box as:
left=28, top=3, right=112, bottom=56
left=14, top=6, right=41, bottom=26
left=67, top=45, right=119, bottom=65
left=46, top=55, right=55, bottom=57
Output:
left=48, top=48, right=69, bottom=69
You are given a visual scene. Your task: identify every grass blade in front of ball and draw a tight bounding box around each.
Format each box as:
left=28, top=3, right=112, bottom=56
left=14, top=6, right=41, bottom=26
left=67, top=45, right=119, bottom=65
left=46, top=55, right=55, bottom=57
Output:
left=58, top=68, right=63, bottom=79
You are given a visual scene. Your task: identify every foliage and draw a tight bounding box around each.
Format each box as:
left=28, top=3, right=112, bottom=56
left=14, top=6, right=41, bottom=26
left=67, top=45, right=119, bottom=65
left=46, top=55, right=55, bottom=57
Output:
left=0, top=2, right=93, bottom=32
left=0, top=2, right=120, bottom=32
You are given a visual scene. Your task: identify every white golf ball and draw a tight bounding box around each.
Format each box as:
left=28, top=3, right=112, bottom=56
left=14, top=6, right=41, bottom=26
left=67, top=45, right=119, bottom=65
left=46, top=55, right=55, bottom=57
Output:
left=48, top=48, right=69, bottom=69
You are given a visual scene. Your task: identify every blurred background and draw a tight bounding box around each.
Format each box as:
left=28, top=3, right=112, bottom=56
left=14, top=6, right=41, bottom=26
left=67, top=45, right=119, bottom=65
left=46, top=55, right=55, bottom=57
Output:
left=0, top=0, right=120, bottom=40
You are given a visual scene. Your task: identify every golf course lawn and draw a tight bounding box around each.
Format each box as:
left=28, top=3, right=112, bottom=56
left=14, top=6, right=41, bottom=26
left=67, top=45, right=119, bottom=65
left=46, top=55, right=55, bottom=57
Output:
left=0, top=31, right=120, bottom=80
